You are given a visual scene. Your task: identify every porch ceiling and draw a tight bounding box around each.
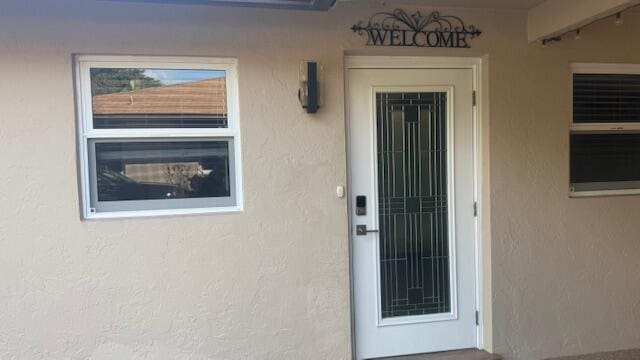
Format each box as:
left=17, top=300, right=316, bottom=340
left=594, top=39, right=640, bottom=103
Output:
left=528, top=0, right=640, bottom=42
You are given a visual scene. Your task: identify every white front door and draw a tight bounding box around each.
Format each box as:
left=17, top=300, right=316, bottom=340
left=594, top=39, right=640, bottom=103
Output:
left=348, top=66, right=477, bottom=359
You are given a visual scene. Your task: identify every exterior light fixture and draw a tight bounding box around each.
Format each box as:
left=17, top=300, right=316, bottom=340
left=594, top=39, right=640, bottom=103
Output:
left=614, top=12, right=623, bottom=26
left=541, top=36, right=562, bottom=47
left=298, top=61, right=322, bottom=114
left=539, top=10, right=625, bottom=47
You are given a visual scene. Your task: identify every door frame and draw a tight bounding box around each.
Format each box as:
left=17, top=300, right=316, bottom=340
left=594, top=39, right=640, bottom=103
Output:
left=344, top=56, right=487, bottom=357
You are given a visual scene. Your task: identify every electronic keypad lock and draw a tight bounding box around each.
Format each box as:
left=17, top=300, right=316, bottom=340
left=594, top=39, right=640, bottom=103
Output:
left=355, top=196, right=367, bottom=216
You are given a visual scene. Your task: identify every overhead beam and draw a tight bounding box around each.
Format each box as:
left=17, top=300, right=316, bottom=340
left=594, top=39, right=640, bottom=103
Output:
left=528, top=0, right=640, bottom=43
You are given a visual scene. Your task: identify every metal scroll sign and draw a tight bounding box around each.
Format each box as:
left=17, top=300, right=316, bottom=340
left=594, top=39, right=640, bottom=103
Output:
left=351, top=9, right=482, bottom=48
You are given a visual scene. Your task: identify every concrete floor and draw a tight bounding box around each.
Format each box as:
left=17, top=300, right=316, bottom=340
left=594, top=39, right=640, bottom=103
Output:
left=379, top=349, right=501, bottom=360
left=547, top=349, right=640, bottom=360
left=378, top=348, right=640, bottom=360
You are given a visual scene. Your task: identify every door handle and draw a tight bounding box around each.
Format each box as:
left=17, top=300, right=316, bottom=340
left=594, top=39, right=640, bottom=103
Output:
left=356, top=225, right=379, bottom=236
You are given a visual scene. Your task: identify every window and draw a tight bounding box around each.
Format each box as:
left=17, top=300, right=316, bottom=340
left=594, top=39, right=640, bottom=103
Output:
left=570, top=63, right=640, bottom=197
left=75, top=56, right=242, bottom=218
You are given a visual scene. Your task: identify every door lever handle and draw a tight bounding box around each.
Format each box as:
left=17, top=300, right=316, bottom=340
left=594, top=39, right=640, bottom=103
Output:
left=356, top=225, right=379, bottom=236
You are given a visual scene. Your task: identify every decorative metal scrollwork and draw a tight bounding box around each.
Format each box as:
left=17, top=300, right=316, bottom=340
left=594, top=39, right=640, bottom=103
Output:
left=351, top=9, right=482, bottom=48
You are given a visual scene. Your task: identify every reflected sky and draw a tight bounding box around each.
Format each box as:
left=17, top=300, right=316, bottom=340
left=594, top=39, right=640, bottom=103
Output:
left=144, top=69, right=225, bottom=85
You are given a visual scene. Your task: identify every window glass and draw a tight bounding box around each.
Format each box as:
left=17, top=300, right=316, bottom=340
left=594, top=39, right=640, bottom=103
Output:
left=574, top=73, right=640, bottom=123
left=90, top=68, right=227, bottom=129
left=376, top=92, right=452, bottom=318
left=90, top=140, right=234, bottom=212
left=570, top=133, right=640, bottom=191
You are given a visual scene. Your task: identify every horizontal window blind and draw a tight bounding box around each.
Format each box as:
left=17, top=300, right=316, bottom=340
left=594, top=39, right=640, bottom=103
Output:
left=570, top=133, right=640, bottom=191
left=574, top=73, right=640, bottom=123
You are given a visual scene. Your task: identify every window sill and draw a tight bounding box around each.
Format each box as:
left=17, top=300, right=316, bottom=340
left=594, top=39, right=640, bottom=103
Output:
left=569, top=189, right=640, bottom=198
left=83, top=205, right=243, bottom=220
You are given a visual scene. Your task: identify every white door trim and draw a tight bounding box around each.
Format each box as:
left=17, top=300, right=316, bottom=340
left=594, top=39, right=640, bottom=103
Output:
left=344, top=55, right=487, bottom=357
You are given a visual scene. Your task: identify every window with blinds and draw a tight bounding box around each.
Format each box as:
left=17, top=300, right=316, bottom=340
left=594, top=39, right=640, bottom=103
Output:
left=570, top=64, right=640, bottom=197
left=574, top=73, right=640, bottom=123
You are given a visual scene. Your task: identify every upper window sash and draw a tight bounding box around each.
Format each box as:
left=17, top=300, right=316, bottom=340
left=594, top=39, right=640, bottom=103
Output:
left=571, top=62, right=640, bottom=130
left=75, top=56, right=240, bottom=137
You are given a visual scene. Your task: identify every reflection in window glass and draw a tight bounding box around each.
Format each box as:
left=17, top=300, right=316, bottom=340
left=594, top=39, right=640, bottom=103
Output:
left=90, top=68, right=227, bottom=129
left=94, top=141, right=231, bottom=202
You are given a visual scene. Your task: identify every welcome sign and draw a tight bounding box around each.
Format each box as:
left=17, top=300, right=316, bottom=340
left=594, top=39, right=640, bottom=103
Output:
left=351, top=9, right=482, bottom=48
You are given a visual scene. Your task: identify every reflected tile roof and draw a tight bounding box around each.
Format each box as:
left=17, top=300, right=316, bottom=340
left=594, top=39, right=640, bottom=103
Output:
left=92, top=77, right=227, bottom=115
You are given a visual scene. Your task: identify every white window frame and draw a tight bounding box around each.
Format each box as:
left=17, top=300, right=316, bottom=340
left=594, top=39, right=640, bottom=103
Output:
left=75, top=55, right=243, bottom=219
left=570, top=62, right=640, bottom=197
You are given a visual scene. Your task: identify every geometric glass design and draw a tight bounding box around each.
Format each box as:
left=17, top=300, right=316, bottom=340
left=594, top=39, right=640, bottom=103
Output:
left=376, top=92, right=451, bottom=318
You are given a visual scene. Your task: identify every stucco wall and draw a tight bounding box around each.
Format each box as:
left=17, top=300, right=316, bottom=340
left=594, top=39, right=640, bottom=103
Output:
left=1, top=1, right=640, bottom=359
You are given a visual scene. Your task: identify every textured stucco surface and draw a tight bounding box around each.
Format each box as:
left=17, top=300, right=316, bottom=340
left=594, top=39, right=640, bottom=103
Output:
left=1, top=1, right=640, bottom=359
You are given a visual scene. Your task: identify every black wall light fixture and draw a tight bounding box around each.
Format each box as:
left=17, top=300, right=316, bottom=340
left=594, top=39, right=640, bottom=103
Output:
left=298, top=61, right=320, bottom=114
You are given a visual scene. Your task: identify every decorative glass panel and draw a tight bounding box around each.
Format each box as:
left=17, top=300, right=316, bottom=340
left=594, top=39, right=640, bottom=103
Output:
left=91, top=68, right=227, bottom=129
left=376, top=92, right=451, bottom=319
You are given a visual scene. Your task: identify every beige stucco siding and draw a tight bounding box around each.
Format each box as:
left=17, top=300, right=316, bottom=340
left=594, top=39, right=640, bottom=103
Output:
left=1, top=1, right=640, bottom=359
